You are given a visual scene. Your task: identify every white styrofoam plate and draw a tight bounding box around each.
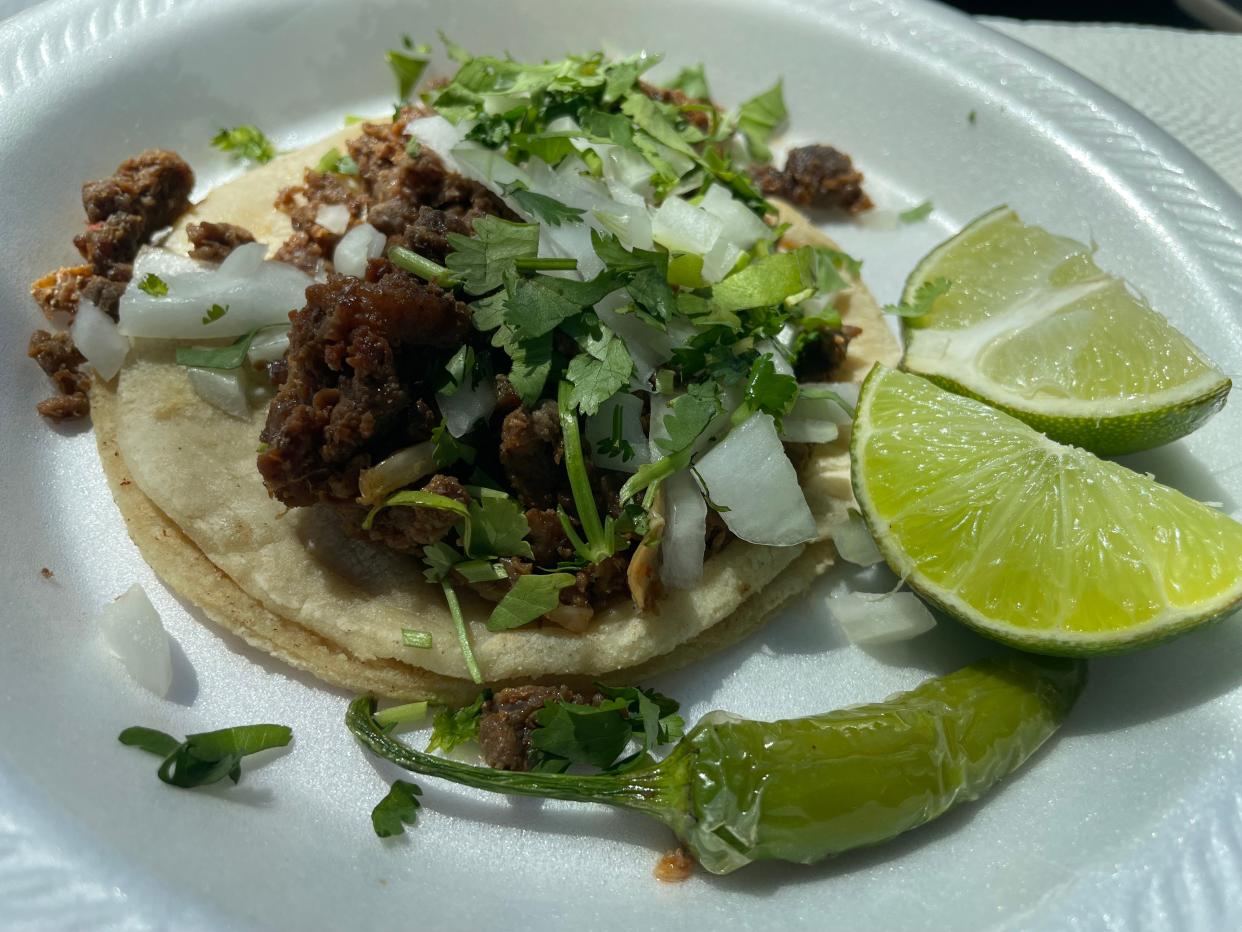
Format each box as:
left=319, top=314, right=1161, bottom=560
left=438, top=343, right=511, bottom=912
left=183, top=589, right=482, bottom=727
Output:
left=2, top=1, right=1241, bottom=929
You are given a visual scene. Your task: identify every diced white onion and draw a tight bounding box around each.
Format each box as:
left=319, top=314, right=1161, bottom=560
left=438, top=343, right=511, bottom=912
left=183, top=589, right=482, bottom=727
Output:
left=780, top=387, right=850, bottom=443
left=700, top=237, right=743, bottom=284
left=333, top=222, right=387, bottom=278
left=436, top=376, right=497, bottom=438
left=186, top=366, right=250, bottom=419
left=829, top=511, right=884, bottom=566
left=651, top=196, right=723, bottom=256
left=70, top=299, right=129, bottom=381
left=700, top=184, right=771, bottom=248
left=693, top=412, right=816, bottom=546
left=405, top=115, right=473, bottom=175
left=595, top=293, right=675, bottom=385
left=830, top=590, right=937, bottom=645
left=824, top=381, right=860, bottom=409
left=602, top=147, right=656, bottom=194
left=246, top=327, right=290, bottom=366
left=660, top=469, right=707, bottom=589
left=99, top=583, right=172, bottom=698
left=357, top=441, right=436, bottom=505
left=584, top=392, right=650, bottom=472
left=119, top=246, right=312, bottom=339
left=315, top=203, right=351, bottom=235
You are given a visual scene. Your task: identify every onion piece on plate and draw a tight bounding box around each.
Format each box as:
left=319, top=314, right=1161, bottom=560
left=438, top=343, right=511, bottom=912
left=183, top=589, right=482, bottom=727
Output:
left=186, top=367, right=250, bottom=419
left=829, top=511, right=884, bottom=566
left=693, top=412, right=817, bottom=546
left=660, top=469, right=708, bottom=589
left=830, top=590, right=937, bottom=645
left=332, top=223, right=387, bottom=278
left=99, top=583, right=172, bottom=698
left=70, top=299, right=129, bottom=381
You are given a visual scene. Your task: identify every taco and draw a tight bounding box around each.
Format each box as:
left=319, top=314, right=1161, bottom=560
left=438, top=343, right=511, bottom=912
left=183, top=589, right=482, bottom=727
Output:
left=33, top=49, right=898, bottom=703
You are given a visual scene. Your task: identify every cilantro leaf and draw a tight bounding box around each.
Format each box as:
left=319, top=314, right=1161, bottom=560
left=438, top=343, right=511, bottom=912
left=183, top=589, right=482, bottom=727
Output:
left=601, top=51, right=660, bottom=103
left=500, top=180, right=586, bottom=227
left=431, top=420, right=476, bottom=469
left=733, top=355, right=799, bottom=426
left=578, top=109, right=637, bottom=149
left=438, top=345, right=475, bottom=397
left=529, top=699, right=633, bottom=771
left=387, top=43, right=431, bottom=101
left=621, top=92, right=701, bottom=159
left=440, top=579, right=482, bottom=684
left=466, top=490, right=533, bottom=560
left=557, top=380, right=619, bottom=563
left=362, top=489, right=469, bottom=531
left=711, top=248, right=813, bottom=313
left=421, top=541, right=464, bottom=582
left=736, top=80, right=787, bottom=162
left=503, top=270, right=623, bottom=339
left=401, top=629, right=433, bottom=649
left=596, top=404, right=636, bottom=462
left=371, top=780, right=423, bottom=838
left=469, top=290, right=508, bottom=333
left=201, top=303, right=229, bottom=325
left=590, top=229, right=668, bottom=276
left=445, top=217, right=541, bottom=295
left=211, top=125, right=276, bottom=165
left=503, top=331, right=554, bottom=406
left=426, top=691, right=489, bottom=754
left=885, top=277, right=951, bottom=318
left=566, top=334, right=633, bottom=416
left=594, top=682, right=685, bottom=764
left=626, top=268, right=678, bottom=324
left=120, top=723, right=292, bottom=788
left=899, top=200, right=933, bottom=224
left=666, top=64, right=711, bottom=101
left=655, top=382, right=722, bottom=456
left=315, top=147, right=359, bottom=176
left=485, top=572, right=577, bottom=631
left=175, top=325, right=275, bottom=370
left=137, top=273, right=167, bottom=297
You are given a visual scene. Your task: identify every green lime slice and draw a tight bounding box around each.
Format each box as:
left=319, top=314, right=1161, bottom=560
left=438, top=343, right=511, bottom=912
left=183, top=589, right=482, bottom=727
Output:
left=901, top=206, right=1231, bottom=455
left=851, top=364, right=1242, bottom=655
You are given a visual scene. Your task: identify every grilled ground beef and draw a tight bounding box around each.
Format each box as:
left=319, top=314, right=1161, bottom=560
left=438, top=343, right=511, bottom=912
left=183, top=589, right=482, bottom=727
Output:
left=29, top=149, right=193, bottom=420
left=753, top=144, right=872, bottom=214
left=478, top=685, right=604, bottom=771
left=27, top=330, right=91, bottom=420
left=257, top=262, right=471, bottom=545
left=187, top=221, right=256, bottom=262
left=273, top=169, right=368, bottom=273
left=499, top=402, right=563, bottom=510
left=75, top=149, right=195, bottom=275
left=794, top=324, right=860, bottom=381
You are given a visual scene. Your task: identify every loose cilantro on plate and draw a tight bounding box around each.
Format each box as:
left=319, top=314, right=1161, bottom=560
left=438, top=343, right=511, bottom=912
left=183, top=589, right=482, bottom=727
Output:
left=119, top=723, right=292, bottom=788
left=371, top=780, right=423, bottom=837
left=211, top=125, right=276, bottom=165
left=886, top=277, right=952, bottom=317
left=899, top=200, right=934, bottom=224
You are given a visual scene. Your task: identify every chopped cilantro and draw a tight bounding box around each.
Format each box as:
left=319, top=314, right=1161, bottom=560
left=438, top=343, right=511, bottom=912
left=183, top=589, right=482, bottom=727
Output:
left=440, top=579, right=481, bottom=684
left=137, top=273, right=167, bottom=297
left=732, top=355, right=799, bottom=426
left=427, top=691, right=489, bottom=753
left=527, top=683, right=684, bottom=773
left=565, top=331, right=633, bottom=416
left=431, top=419, right=476, bottom=469
left=502, top=269, right=622, bottom=339
left=401, top=629, right=433, bottom=649
left=466, top=114, right=513, bottom=148
left=968, top=109, right=978, bottom=125
left=500, top=180, right=586, bottom=227
left=666, top=63, right=711, bottom=101
left=885, top=277, right=951, bottom=317
left=211, top=125, right=276, bottom=165
left=502, top=331, right=553, bottom=406
left=388, top=246, right=461, bottom=287
left=405, top=136, right=422, bottom=157
left=620, top=382, right=721, bottom=503
left=621, top=92, right=701, bottom=159
left=444, top=216, right=540, bottom=295
left=175, top=325, right=273, bottom=370
left=557, top=381, right=619, bottom=563
left=119, top=723, right=291, bottom=788
left=596, top=404, right=636, bottom=462
left=601, top=50, right=660, bottom=104
left=438, top=345, right=476, bottom=397
left=899, top=200, right=933, bottom=224
left=711, top=248, right=813, bottom=313
left=465, top=490, right=534, bottom=560
left=371, top=780, right=422, bottom=838
left=315, top=147, right=359, bottom=175
left=387, top=43, right=431, bottom=101
left=201, top=303, right=229, bottom=325
left=486, top=572, right=577, bottom=631
left=362, top=489, right=469, bottom=531
left=736, top=80, right=787, bottom=162
left=373, top=701, right=430, bottom=729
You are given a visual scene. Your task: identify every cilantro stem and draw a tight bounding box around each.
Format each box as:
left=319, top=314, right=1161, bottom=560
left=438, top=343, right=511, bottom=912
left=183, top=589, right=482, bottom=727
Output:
left=374, top=701, right=430, bottom=728
left=618, top=449, right=692, bottom=504
left=513, top=257, right=579, bottom=272
left=557, top=381, right=614, bottom=563
left=389, top=246, right=462, bottom=288
left=441, top=579, right=482, bottom=684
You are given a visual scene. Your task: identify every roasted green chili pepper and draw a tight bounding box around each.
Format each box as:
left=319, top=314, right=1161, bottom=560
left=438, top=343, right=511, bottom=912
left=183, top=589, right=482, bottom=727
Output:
left=346, top=654, right=1085, bottom=874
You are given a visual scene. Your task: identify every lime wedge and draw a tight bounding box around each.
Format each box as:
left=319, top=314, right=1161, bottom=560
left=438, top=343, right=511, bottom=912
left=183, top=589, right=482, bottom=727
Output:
left=901, top=206, right=1231, bottom=455
left=851, top=364, right=1242, bottom=655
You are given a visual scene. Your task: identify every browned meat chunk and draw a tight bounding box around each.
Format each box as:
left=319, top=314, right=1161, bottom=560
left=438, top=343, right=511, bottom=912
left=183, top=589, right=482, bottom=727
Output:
left=75, top=150, right=194, bottom=274
left=499, top=402, right=563, bottom=510
left=753, top=145, right=872, bottom=214
left=478, top=685, right=602, bottom=771
left=794, top=324, right=860, bottom=381
left=273, top=169, right=368, bottom=273
left=364, top=474, right=470, bottom=552
left=187, top=221, right=256, bottom=262
left=524, top=508, right=571, bottom=566
left=258, top=263, right=471, bottom=547
left=564, top=553, right=632, bottom=608
left=28, top=330, right=91, bottom=421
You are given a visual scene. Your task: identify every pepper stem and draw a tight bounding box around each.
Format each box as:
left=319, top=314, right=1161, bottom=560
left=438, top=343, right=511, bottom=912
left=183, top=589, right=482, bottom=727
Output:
left=346, top=696, right=676, bottom=816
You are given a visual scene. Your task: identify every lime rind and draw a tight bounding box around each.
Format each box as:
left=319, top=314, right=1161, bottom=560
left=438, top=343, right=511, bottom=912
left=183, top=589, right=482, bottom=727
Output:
left=850, top=364, right=1242, bottom=656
